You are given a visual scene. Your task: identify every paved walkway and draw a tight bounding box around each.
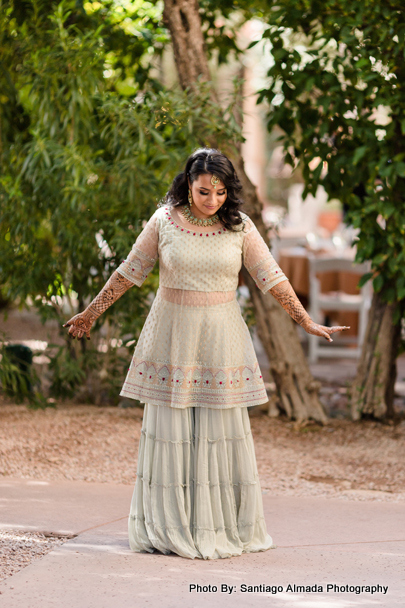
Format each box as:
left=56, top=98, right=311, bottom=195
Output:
left=0, top=477, right=404, bottom=607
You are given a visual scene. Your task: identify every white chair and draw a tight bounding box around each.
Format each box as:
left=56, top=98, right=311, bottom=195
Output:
left=308, top=256, right=372, bottom=363
left=271, top=237, right=307, bottom=263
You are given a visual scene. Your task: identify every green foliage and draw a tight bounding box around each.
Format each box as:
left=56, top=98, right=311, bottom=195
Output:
left=0, top=0, right=167, bottom=100
left=252, top=0, right=405, bottom=326
left=0, top=0, right=244, bottom=405
left=197, top=0, right=247, bottom=65
left=47, top=343, right=89, bottom=399
left=0, top=331, right=49, bottom=409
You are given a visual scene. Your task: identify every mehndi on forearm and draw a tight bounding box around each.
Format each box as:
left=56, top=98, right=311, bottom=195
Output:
left=86, top=270, right=135, bottom=321
left=269, top=280, right=312, bottom=329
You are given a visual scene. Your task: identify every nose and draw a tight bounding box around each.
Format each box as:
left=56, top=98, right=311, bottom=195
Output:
left=207, top=193, right=220, bottom=205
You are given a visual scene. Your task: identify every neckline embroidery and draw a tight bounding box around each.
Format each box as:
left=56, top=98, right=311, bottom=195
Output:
left=164, top=206, right=227, bottom=236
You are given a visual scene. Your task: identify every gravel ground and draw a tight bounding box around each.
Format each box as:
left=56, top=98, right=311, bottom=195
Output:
left=0, top=396, right=404, bottom=583
left=0, top=529, right=74, bottom=584
left=1, top=396, right=404, bottom=500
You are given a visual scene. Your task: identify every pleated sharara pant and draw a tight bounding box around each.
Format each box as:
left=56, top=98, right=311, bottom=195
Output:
left=128, top=403, right=276, bottom=560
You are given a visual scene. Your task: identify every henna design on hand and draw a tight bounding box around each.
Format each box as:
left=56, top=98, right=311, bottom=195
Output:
left=269, top=280, right=312, bottom=326
left=86, top=271, right=133, bottom=318
left=63, top=270, right=134, bottom=340
left=269, top=281, right=350, bottom=342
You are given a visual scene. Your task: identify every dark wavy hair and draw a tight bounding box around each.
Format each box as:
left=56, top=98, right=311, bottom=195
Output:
left=161, top=147, right=245, bottom=232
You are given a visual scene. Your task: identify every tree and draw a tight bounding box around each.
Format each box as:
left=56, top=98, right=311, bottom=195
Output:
left=0, top=0, right=243, bottom=405
left=251, top=0, right=405, bottom=419
left=161, top=0, right=328, bottom=424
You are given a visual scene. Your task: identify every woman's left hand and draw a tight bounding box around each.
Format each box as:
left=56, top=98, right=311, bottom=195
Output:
left=300, top=319, right=350, bottom=342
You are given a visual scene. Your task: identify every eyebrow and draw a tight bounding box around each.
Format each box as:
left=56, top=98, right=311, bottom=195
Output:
left=198, top=186, right=226, bottom=190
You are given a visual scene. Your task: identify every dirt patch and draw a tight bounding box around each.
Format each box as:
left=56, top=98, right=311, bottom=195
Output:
left=0, top=396, right=404, bottom=501
left=250, top=412, right=405, bottom=500
left=0, top=529, right=74, bottom=584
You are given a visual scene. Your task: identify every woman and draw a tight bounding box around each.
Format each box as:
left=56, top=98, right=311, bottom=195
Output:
left=63, top=147, right=349, bottom=560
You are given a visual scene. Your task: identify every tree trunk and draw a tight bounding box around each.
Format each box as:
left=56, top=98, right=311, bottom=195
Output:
left=350, top=290, right=403, bottom=420
left=235, top=155, right=327, bottom=424
left=162, top=0, right=328, bottom=424
left=162, top=0, right=211, bottom=91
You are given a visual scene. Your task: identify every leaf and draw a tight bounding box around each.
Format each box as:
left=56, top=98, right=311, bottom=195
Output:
left=358, top=272, right=373, bottom=287
left=373, top=273, right=384, bottom=292
left=353, top=146, right=368, bottom=165
left=355, top=58, right=369, bottom=68
left=395, top=162, right=405, bottom=178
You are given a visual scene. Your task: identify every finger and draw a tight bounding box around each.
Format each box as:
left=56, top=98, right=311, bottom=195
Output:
left=320, top=331, right=333, bottom=342
left=318, top=326, right=333, bottom=338
left=314, top=328, right=332, bottom=341
left=69, top=327, right=79, bottom=339
left=330, top=326, right=351, bottom=333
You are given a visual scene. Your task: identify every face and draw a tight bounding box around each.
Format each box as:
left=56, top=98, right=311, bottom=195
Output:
left=188, top=173, right=227, bottom=219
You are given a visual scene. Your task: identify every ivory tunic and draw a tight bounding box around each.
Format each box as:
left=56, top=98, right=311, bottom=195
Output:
left=116, top=204, right=288, bottom=409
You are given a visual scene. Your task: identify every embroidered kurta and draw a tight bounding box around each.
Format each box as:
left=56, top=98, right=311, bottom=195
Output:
left=116, top=204, right=288, bottom=409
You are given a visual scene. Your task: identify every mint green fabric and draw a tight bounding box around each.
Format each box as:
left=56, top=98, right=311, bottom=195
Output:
left=128, top=403, right=276, bottom=560
left=117, top=204, right=288, bottom=410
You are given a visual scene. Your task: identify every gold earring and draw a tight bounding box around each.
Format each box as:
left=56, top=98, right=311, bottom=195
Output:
left=188, top=188, right=192, bottom=205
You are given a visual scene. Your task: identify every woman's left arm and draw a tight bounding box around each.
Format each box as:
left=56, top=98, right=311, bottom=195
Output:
left=269, top=280, right=349, bottom=342
left=241, top=217, right=349, bottom=341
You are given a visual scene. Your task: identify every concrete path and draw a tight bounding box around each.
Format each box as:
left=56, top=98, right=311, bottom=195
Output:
left=0, top=477, right=404, bottom=607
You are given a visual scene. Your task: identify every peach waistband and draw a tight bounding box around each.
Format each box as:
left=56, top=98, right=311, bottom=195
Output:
left=158, top=286, right=237, bottom=306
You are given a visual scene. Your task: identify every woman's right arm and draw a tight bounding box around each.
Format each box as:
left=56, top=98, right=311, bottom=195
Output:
left=63, top=210, right=160, bottom=340
left=63, top=271, right=135, bottom=339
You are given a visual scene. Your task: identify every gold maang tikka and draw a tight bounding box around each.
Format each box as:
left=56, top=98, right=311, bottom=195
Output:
left=211, top=174, right=220, bottom=188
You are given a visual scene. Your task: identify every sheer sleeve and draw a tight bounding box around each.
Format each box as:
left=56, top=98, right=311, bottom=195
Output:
left=116, top=211, right=159, bottom=287
left=242, top=217, right=288, bottom=294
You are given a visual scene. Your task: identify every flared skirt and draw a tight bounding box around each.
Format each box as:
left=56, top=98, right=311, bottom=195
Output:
left=128, top=403, right=276, bottom=560
left=120, top=288, right=269, bottom=409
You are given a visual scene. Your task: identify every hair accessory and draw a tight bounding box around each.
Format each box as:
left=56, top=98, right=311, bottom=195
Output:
left=211, top=174, right=220, bottom=189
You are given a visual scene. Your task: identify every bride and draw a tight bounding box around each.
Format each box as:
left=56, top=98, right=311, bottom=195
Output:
left=63, top=147, right=348, bottom=560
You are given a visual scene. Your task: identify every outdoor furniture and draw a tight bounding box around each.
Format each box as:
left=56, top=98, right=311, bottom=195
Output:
left=271, top=234, right=308, bottom=262
left=307, top=256, right=372, bottom=363
left=278, top=246, right=366, bottom=338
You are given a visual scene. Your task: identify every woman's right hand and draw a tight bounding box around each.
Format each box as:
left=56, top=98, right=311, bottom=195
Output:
left=63, top=309, right=96, bottom=340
